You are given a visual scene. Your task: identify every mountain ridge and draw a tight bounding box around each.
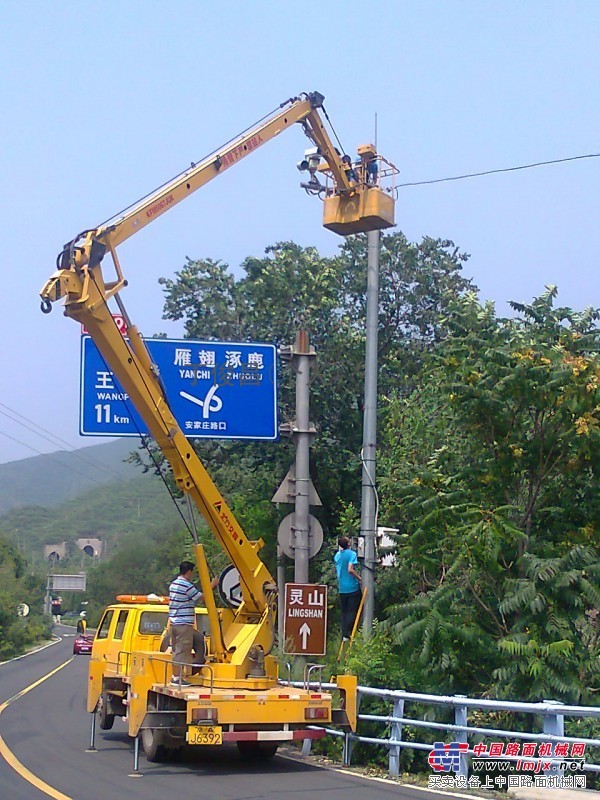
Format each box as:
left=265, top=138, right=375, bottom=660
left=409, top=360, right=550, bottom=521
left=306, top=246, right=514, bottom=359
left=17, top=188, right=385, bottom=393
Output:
left=0, top=438, right=144, bottom=514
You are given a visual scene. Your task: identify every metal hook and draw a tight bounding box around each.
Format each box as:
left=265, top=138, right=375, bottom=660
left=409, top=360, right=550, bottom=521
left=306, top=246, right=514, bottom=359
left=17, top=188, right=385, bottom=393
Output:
left=40, top=298, right=52, bottom=314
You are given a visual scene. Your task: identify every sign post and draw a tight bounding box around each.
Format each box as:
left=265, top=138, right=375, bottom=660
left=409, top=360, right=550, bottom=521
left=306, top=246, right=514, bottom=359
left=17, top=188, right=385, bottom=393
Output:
left=283, top=583, right=327, bottom=656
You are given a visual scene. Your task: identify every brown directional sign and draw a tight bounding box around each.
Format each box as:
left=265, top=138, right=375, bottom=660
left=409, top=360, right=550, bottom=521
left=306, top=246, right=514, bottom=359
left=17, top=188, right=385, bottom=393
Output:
left=284, top=583, right=328, bottom=655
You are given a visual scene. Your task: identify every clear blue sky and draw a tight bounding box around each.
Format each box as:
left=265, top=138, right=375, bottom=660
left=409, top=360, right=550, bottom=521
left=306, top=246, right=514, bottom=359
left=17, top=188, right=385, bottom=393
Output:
left=1, top=1, right=598, bottom=464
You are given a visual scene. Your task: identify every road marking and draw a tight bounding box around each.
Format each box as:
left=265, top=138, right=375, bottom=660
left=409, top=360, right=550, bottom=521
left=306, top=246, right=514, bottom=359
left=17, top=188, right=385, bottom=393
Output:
left=0, top=657, right=74, bottom=800
left=281, top=750, right=486, bottom=800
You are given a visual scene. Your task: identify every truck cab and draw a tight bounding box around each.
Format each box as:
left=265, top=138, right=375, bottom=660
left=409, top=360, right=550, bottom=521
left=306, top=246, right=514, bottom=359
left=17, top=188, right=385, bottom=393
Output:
left=89, top=596, right=214, bottom=730
left=92, top=596, right=212, bottom=663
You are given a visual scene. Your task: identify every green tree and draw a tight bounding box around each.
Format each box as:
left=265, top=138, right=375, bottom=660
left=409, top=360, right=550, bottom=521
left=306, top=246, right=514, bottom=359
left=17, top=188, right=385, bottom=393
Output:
left=158, top=234, right=474, bottom=549
left=0, top=533, right=50, bottom=658
left=85, top=523, right=191, bottom=623
left=378, top=288, right=599, bottom=701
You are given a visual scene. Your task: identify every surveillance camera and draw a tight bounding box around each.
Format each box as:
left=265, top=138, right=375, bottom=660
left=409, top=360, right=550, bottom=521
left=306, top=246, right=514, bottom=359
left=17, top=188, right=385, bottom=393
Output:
left=297, top=159, right=309, bottom=172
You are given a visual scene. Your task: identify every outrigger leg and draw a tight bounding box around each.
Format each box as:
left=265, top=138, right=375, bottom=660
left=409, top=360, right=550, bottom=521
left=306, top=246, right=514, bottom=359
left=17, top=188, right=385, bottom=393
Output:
left=129, top=735, right=143, bottom=778
left=85, top=710, right=97, bottom=752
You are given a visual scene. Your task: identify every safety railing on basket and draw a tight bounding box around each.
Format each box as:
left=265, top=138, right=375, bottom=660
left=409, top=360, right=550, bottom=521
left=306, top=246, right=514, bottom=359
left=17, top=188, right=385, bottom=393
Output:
left=146, top=653, right=215, bottom=689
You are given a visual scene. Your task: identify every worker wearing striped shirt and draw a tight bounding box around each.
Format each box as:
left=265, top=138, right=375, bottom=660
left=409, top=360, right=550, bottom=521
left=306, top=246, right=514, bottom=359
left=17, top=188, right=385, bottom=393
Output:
left=169, top=560, right=217, bottom=686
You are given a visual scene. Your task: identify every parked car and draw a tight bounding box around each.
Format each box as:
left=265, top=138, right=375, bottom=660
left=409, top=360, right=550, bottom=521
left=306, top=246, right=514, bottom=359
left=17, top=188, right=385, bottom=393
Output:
left=73, top=634, right=93, bottom=655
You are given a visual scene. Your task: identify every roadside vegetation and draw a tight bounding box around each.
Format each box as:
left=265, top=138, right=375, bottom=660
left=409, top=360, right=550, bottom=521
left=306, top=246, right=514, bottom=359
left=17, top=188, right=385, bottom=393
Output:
left=0, top=534, right=50, bottom=659
left=1, top=232, right=597, bottom=705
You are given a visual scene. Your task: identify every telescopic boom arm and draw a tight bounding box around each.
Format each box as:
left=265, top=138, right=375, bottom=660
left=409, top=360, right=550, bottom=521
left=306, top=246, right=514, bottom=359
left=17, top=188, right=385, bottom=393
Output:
left=39, top=91, right=396, bottom=663
left=51, top=92, right=355, bottom=271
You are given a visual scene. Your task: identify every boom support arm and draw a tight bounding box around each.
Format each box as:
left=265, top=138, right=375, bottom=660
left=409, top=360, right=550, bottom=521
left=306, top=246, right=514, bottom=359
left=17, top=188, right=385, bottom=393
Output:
left=39, top=91, right=353, bottom=626
left=40, top=90, right=397, bottom=667
left=58, top=92, right=354, bottom=269
left=42, top=259, right=273, bottom=619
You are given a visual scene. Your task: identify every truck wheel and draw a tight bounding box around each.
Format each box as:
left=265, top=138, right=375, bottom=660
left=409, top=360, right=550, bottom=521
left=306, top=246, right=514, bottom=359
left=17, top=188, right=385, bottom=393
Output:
left=98, top=693, right=115, bottom=731
left=142, top=727, right=168, bottom=762
left=237, top=741, right=279, bottom=760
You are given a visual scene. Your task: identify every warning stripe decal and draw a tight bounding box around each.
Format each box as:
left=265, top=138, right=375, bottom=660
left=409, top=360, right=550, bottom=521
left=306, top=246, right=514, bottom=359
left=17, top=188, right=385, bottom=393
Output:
left=221, top=729, right=325, bottom=742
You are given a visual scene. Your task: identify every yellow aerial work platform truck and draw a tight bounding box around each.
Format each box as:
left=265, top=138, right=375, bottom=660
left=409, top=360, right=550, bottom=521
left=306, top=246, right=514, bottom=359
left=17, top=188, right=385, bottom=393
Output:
left=40, top=91, right=395, bottom=769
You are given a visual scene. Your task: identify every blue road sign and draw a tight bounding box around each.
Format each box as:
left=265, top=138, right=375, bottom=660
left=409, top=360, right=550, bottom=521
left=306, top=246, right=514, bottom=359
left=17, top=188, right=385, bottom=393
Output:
left=80, top=336, right=277, bottom=440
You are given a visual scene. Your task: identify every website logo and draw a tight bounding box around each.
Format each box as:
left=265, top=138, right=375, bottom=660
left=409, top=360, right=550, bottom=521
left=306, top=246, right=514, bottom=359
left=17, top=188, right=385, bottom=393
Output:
left=428, top=742, right=469, bottom=772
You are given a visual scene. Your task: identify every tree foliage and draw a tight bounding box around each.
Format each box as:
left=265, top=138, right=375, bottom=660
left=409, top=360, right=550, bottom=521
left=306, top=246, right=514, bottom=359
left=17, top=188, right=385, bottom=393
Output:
left=0, top=533, right=50, bottom=658
left=158, top=233, right=474, bottom=541
left=159, top=237, right=599, bottom=702
left=84, top=524, right=192, bottom=625
left=378, top=287, right=599, bottom=702
left=66, top=234, right=599, bottom=706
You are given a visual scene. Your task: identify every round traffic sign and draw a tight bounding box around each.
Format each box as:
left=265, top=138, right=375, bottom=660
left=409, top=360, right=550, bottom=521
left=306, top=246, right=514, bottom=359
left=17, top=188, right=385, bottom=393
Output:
left=218, top=565, right=242, bottom=608
left=277, top=513, right=323, bottom=559
left=17, top=603, right=30, bottom=617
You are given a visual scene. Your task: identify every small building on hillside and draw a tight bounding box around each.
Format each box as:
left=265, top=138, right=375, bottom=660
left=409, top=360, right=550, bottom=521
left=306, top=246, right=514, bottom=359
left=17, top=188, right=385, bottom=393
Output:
left=44, top=538, right=104, bottom=561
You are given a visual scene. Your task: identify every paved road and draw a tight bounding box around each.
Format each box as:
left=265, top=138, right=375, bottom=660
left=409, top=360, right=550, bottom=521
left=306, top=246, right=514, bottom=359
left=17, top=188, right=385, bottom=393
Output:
left=0, top=627, right=447, bottom=800
left=0, top=633, right=74, bottom=800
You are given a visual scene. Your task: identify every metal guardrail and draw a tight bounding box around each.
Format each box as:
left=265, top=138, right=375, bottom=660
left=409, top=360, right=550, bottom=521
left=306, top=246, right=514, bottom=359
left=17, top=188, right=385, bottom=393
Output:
left=290, top=680, right=600, bottom=780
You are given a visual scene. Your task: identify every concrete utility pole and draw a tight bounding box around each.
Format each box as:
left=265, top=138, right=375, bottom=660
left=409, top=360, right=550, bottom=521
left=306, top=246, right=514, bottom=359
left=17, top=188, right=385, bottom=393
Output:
left=277, top=544, right=286, bottom=646
left=274, top=330, right=318, bottom=634
left=292, top=330, right=313, bottom=584
left=360, top=229, right=380, bottom=637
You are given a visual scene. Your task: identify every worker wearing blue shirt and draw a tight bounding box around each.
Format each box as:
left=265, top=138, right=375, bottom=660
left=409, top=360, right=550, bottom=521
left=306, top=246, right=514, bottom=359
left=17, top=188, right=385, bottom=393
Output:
left=169, top=560, right=218, bottom=686
left=334, top=536, right=362, bottom=641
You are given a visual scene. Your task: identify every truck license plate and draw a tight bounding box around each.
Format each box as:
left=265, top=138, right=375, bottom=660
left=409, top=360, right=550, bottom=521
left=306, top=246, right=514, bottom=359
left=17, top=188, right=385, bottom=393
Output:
left=187, top=725, right=222, bottom=745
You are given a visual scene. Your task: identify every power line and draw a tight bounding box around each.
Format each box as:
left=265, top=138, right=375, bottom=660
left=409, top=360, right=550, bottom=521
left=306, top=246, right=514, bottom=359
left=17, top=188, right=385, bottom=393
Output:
left=0, top=402, right=127, bottom=482
left=396, top=153, right=600, bottom=188
left=0, top=429, right=109, bottom=489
